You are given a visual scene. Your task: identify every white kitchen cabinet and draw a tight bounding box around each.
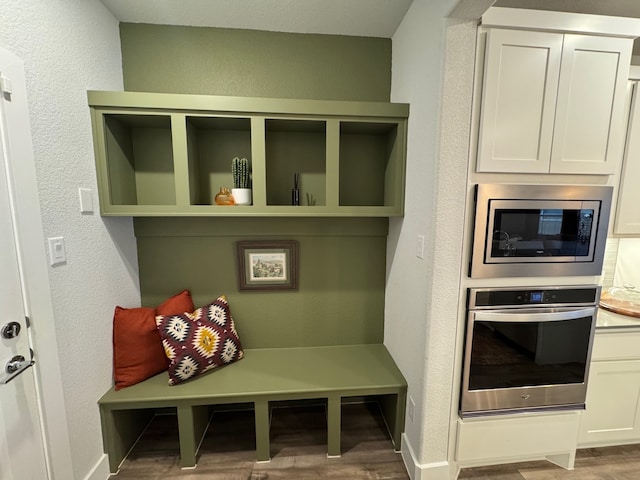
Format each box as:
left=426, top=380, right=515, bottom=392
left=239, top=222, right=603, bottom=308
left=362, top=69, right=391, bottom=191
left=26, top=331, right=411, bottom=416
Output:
left=477, top=28, right=632, bottom=175
left=578, top=327, right=640, bottom=447
left=457, top=410, right=580, bottom=469
left=614, top=81, right=640, bottom=235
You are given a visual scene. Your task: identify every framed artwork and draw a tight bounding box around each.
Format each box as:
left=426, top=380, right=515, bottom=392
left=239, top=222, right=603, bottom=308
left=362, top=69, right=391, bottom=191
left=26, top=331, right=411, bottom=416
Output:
left=236, top=240, right=299, bottom=291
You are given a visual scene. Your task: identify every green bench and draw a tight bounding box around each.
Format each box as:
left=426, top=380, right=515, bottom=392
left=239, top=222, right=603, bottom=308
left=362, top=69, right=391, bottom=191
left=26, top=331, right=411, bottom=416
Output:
left=98, top=344, right=407, bottom=473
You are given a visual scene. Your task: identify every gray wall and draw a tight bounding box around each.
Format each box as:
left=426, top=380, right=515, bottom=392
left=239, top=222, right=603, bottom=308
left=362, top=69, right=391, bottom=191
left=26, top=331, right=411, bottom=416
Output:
left=1, top=2, right=137, bottom=479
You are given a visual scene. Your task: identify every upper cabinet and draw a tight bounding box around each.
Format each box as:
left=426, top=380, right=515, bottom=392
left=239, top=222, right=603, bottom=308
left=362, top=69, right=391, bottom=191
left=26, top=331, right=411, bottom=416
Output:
left=614, top=77, right=640, bottom=235
left=88, top=91, right=408, bottom=217
left=476, top=8, right=638, bottom=175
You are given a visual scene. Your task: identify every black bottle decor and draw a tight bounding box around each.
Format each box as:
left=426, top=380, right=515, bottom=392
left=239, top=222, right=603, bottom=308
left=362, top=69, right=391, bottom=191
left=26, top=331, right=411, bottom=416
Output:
left=292, top=172, right=300, bottom=206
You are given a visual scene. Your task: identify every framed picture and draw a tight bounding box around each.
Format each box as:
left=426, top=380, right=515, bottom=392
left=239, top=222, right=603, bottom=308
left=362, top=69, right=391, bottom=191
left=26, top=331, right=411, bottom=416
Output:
left=237, top=240, right=299, bottom=291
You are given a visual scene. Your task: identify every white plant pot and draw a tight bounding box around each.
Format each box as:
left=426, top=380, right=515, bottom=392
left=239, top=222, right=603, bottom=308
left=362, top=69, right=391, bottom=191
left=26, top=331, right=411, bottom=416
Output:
left=232, top=188, right=252, bottom=205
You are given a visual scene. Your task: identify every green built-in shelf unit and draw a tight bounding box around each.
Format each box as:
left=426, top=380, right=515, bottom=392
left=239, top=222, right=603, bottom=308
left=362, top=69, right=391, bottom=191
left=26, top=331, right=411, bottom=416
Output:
left=88, top=91, right=408, bottom=217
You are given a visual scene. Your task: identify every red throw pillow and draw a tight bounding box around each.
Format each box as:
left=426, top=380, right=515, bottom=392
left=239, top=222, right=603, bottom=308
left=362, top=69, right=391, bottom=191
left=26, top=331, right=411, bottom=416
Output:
left=155, top=296, right=244, bottom=385
left=113, top=290, right=194, bottom=390
left=157, top=289, right=194, bottom=316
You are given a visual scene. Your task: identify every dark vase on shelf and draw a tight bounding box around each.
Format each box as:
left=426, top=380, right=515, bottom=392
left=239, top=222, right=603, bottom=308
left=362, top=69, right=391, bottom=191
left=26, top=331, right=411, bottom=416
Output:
left=292, top=172, right=300, bottom=206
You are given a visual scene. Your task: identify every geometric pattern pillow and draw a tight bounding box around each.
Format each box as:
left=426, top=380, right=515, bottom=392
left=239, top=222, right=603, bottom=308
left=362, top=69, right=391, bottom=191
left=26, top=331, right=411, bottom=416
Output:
left=155, top=296, right=244, bottom=386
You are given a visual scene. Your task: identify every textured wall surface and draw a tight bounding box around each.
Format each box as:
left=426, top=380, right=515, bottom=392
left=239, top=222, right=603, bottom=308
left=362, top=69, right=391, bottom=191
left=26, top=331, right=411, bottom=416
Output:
left=120, top=23, right=391, bottom=101
left=0, top=2, right=138, bottom=479
left=614, top=238, right=640, bottom=287
left=389, top=0, right=470, bottom=475
left=424, top=18, right=477, bottom=471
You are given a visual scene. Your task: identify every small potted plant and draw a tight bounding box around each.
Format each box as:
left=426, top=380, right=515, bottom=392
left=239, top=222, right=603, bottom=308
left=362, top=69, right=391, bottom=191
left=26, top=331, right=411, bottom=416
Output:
left=231, top=157, right=252, bottom=205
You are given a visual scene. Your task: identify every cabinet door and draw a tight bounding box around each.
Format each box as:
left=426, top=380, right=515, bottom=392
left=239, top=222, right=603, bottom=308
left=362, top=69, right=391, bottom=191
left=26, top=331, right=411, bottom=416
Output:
left=477, top=29, right=562, bottom=173
left=550, top=35, right=632, bottom=175
left=615, top=81, right=640, bottom=234
left=578, top=359, right=640, bottom=447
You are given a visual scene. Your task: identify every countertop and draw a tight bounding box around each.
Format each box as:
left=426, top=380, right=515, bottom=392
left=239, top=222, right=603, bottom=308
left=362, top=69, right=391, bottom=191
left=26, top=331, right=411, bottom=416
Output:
left=597, top=308, right=640, bottom=329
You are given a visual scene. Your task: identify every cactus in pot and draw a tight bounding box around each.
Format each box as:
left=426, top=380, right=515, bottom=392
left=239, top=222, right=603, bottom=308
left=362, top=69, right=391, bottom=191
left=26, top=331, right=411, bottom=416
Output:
left=232, top=157, right=250, bottom=189
left=231, top=157, right=252, bottom=205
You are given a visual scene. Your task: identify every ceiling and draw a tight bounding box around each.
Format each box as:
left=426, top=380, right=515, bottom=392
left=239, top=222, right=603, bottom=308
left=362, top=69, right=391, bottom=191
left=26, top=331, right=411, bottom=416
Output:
left=98, top=0, right=413, bottom=38
left=98, top=0, right=640, bottom=51
left=494, top=0, right=640, bottom=19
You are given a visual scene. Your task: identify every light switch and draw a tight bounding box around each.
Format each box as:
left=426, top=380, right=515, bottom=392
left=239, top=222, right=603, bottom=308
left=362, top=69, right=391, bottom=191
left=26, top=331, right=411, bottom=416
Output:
left=416, top=235, right=425, bottom=259
left=47, top=237, right=66, bottom=266
left=78, top=188, right=93, bottom=213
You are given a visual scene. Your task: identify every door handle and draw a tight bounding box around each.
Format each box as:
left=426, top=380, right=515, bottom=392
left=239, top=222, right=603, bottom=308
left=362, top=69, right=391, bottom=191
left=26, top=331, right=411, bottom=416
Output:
left=1, top=322, right=21, bottom=339
left=2, top=354, right=34, bottom=384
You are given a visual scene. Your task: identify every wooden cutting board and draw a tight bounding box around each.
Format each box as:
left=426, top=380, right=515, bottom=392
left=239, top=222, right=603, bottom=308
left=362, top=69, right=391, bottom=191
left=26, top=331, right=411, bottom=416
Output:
left=600, top=291, right=640, bottom=318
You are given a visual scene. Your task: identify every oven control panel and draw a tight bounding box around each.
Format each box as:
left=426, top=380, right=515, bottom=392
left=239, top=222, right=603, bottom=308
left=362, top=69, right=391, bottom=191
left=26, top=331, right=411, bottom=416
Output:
left=470, top=286, right=600, bottom=308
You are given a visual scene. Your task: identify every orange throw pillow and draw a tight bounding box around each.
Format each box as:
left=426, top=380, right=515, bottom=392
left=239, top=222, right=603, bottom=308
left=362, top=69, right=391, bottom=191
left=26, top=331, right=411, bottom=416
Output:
left=113, top=290, right=194, bottom=390
left=157, top=290, right=194, bottom=316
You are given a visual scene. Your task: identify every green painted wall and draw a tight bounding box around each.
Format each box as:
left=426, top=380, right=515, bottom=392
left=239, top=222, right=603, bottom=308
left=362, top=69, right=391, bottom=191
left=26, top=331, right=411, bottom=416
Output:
left=121, top=25, right=392, bottom=348
left=119, top=24, right=391, bottom=101
left=136, top=218, right=387, bottom=348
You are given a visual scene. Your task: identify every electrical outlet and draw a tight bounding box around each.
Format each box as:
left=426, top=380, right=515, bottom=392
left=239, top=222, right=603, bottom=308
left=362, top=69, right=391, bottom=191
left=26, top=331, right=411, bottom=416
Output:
left=416, top=235, right=425, bottom=259
left=408, top=396, right=416, bottom=422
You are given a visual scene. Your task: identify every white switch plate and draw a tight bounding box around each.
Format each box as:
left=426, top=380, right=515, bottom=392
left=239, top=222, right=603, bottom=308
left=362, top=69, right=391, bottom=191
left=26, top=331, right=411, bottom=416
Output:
left=416, top=235, right=425, bottom=259
left=78, top=188, right=93, bottom=213
left=47, top=236, right=66, bottom=266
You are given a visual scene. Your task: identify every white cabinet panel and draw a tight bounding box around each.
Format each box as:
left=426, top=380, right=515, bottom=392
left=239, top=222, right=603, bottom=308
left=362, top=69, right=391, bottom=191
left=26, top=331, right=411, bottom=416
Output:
left=615, top=83, right=640, bottom=234
left=457, top=411, right=580, bottom=468
left=591, top=328, right=640, bottom=361
left=551, top=35, right=632, bottom=174
left=579, top=328, right=640, bottom=447
left=477, top=29, right=562, bottom=173
left=579, top=359, right=640, bottom=446
left=477, top=29, right=632, bottom=175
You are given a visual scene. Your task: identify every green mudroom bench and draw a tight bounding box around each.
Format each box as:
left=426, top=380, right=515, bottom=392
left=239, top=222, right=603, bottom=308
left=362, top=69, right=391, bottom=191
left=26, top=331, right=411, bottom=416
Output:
left=98, top=344, right=407, bottom=473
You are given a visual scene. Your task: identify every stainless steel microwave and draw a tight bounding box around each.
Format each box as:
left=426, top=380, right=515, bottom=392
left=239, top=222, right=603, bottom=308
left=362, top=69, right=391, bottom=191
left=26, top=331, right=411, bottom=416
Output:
left=469, top=184, right=613, bottom=278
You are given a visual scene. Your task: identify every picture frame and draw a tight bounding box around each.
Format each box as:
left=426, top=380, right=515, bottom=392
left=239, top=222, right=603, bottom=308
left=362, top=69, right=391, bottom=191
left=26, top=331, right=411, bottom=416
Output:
left=236, top=240, right=299, bottom=291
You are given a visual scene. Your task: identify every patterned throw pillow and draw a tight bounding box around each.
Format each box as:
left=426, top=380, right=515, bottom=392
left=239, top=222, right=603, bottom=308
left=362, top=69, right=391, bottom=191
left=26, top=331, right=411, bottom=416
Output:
left=155, top=296, right=244, bottom=385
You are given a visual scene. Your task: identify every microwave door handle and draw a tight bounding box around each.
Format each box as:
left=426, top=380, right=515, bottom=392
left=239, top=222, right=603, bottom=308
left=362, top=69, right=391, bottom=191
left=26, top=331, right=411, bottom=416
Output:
left=474, top=307, right=596, bottom=323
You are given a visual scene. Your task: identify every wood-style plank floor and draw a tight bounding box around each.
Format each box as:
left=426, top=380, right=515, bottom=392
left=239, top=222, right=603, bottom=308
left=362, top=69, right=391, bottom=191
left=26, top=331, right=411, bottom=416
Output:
left=109, top=402, right=410, bottom=479
left=458, top=443, right=640, bottom=479
left=110, top=401, right=640, bottom=479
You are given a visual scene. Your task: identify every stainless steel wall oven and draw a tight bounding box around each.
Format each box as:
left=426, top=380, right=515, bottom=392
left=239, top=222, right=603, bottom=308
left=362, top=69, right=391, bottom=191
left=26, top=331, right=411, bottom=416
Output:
left=460, top=285, right=600, bottom=417
left=470, top=184, right=613, bottom=278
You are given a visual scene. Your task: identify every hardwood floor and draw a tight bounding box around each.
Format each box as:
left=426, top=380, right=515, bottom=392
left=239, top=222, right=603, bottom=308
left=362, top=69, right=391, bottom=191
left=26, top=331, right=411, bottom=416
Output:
left=110, top=402, right=410, bottom=479
left=111, top=402, right=640, bottom=479
left=458, top=443, right=640, bottom=479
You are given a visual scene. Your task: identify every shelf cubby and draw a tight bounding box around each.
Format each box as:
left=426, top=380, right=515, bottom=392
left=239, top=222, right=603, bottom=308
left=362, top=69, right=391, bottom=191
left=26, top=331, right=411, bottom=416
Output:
left=339, top=121, right=399, bottom=207
left=89, top=91, right=408, bottom=217
left=185, top=116, right=252, bottom=206
left=265, top=119, right=327, bottom=207
left=103, top=114, right=175, bottom=206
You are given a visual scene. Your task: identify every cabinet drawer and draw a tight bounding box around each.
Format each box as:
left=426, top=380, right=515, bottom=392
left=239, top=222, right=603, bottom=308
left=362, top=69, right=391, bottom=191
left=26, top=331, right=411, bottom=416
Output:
left=591, top=330, right=640, bottom=361
left=457, top=411, right=580, bottom=465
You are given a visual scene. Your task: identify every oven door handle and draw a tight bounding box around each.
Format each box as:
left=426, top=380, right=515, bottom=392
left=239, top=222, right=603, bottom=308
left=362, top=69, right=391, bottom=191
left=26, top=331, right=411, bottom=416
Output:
left=474, top=307, right=596, bottom=323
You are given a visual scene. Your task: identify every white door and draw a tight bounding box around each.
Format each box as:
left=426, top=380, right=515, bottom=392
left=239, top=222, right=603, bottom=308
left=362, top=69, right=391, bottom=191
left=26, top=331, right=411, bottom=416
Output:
left=0, top=58, right=49, bottom=480
left=476, top=28, right=563, bottom=173
left=550, top=34, right=632, bottom=175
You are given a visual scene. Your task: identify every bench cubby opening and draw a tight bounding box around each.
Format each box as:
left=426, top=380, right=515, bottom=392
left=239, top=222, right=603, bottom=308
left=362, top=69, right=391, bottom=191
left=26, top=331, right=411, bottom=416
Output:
left=99, top=345, right=407, bottom=473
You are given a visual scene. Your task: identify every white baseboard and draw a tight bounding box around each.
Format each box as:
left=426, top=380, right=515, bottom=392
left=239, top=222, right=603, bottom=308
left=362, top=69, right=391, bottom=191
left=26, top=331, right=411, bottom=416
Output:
left=401, top=433, right=452, bottom=480
left=84, top=454, right=110, bottom=480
